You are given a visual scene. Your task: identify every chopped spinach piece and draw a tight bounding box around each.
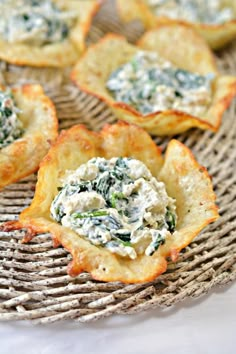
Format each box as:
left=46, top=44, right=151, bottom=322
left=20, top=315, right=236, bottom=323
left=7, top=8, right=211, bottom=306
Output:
left=72, top=210, right=108, bottom=219
left=106, top=215, right=122, bottom=230
left=4, top=107, right=13, bottom=117
left=66, top=182, right=89, bottom=196
left=148, top=233, right=165, bottom=256
left=92, top=173, right=116, bottom=202
left=115, top=157, right=128, bottom=168
left=54, top=206, right=65, bottom=223
left=166, top=208, right=176, bottom=233
left=106, top=239, right=132, bottom=250
left=113, top=230, right=131, bottom=242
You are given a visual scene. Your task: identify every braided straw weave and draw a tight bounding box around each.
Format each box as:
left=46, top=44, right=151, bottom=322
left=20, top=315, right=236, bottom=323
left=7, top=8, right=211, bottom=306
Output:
left=0, top=0, right=235, bottom=324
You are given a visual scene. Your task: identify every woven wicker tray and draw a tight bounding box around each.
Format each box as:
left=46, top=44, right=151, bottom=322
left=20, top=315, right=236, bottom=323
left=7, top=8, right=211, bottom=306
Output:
left=0, top=0, right=235, bottom=324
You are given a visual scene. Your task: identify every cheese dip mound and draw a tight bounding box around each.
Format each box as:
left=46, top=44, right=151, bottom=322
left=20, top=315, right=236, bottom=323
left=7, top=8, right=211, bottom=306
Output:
left=0, top=89, right=23, bottom=149
left=0, top=0, right=76, bottom=46
left=148, top=0, right=235, bottom=25
left=106, top=51, right=214, bottom=116
left=50, top=157, right=177, bottom=259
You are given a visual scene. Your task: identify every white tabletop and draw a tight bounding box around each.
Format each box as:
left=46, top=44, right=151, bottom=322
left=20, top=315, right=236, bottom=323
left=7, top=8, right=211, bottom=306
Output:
left=0, top=282, right=235, bottom=354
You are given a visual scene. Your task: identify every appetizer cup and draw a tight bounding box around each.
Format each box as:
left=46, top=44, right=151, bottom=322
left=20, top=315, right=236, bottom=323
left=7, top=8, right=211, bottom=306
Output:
left=0, top=0, right=101, bottom=67
left=3, top=122, right=219, bottom=283
left=0, top=84, right=58, bottom=190
left=117, top=0, right=236, bottom=50
left=71, top=25, right=236, bottom=136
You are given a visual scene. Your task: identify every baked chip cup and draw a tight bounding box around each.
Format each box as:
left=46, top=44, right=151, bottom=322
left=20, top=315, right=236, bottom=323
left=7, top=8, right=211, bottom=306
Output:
left=117, top=0, right=236, bottom=50
left=0, top=0, right=101, bottom=67
left=3, top=122, right=219, bottom=283
left=0, top=85, right=58, bottom=190
left=71, top=27, right=236, bottom=135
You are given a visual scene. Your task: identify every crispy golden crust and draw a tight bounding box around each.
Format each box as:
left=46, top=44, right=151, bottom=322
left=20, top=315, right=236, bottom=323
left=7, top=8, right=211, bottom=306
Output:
left=2, top=122, right=219, bottom=283
left=116, top=0, right=156, bottom=28
left=159, top=139, right=219, bottom=255
left=116, top=0, right=236, bottom=50
left=71, top=29, right=236, bottom=135
left=0, top=0, right=101, bottom=67
left=0, top=84, right=58, bottom=189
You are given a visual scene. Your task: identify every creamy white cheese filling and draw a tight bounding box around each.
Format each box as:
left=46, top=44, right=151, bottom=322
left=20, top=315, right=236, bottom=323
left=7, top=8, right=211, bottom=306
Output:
left=106, top=51, right=214, bottom=116
left=148, top=0, right=235, bottom=24
left=0, top=0, right=77, bottom=46
left=0, top=89, right=23, bottom=149
left=50, top=157, right=177, bottom=259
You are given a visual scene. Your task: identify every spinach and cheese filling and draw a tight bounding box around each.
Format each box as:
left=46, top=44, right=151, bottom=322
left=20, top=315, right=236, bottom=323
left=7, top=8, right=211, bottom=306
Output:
left=0, top=0, right=77, bottom=46
left=0, top=90, right=23, bottom=149
left=50, top=157, right=177, bottom=259
left=106, top=51, right=214, bottom=116
left=148, top=0, right=235, bottom=25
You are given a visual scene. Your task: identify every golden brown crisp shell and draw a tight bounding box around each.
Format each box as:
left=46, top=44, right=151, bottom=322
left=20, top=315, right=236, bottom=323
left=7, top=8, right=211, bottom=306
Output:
left=71, top=28, right=236, bottom=135
left=117, top=0, right=236, bottom=50
left=0, top=84, right=58, bottom=190
left=0, top=0, right=101, bottom=67
left=3, top=122, right=219, bottom=283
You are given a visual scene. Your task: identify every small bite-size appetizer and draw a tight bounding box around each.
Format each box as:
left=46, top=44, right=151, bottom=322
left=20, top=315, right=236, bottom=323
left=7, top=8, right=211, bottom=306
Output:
left=117, top=0, right=236, bottom=50
left=3, top=122, right=219, bottom=283
left=0, top=0, right=101, bottom=67
left=0, top=84, right=58, bottom=189
left=71, top=25, right=236, bottom=135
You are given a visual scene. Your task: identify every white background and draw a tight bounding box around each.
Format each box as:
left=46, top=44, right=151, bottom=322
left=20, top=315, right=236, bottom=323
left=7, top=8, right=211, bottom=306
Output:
left=0, top=282, right=235, bottom=354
